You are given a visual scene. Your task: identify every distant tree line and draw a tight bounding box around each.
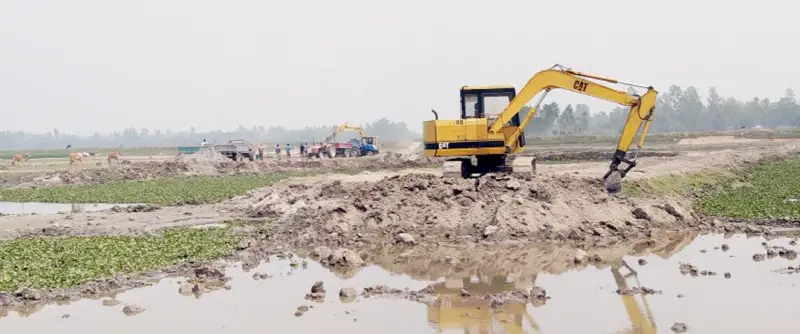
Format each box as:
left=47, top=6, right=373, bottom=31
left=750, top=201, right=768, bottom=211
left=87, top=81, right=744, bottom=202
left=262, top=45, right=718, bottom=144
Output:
left=0, top=118, right=418, bottom=150
left=2, top=86, right=799, bottom=150
left=520, top=86, right=800, bottom=136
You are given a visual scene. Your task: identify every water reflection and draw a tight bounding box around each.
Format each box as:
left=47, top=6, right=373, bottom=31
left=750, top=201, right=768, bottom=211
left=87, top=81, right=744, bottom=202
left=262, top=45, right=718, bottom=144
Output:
left=1, top=231, right=800, bottom=333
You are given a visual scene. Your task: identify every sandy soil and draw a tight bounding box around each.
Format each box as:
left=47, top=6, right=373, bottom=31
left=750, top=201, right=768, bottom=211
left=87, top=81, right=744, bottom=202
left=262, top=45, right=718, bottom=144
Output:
left=0, top=148, right=442, bottom=189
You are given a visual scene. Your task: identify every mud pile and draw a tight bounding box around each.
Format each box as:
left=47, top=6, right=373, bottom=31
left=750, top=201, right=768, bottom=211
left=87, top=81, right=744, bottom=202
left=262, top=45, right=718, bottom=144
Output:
left=228, top=172, right=709, bottom=247
left=227, top=152, right=443, bottom=172
left=13, top=161, right=195, bottom=188
left=8, top=152, right=442, bottom=188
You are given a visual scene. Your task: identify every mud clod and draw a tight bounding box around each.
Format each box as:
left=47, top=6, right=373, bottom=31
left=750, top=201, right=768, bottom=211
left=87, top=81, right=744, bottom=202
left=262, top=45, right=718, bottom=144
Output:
left=295, top=305, right=311, bottom=317
left=638, top=258, right=648, bottom=266
left=396, top=233, right=416, bottom=244
left=305, top=281, right=326, bottom=302
left=483, top=225, right=498, bottom=238
left=314, top=247, right=365, bottom=269
left=616, top=287, right=661, bottom=296
left=311, top=281, right=325, bottom=293
left=122, top=304, right=145, bottom=316
left=631, top=208, right=651, bottom=220
left=339, top=287, right=357, bottom=303
left=102, top=298, right=121, bottom=307
left=671, top=322, right=689, bottom=333
left=679, top=263, right=699, bottom=276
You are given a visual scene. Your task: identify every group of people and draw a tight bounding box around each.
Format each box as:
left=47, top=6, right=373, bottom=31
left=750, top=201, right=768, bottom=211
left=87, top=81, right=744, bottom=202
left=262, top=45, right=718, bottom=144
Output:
left=255, top=142, right=310, bottom=160
left=201, top=139, right=313, bottom=161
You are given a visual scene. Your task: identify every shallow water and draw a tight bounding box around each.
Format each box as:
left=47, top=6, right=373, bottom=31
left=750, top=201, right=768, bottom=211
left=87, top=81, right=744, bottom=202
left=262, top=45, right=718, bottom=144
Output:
left=0, top=202, right=134, bottom=215
left=1, top=232, right=800, bottom=334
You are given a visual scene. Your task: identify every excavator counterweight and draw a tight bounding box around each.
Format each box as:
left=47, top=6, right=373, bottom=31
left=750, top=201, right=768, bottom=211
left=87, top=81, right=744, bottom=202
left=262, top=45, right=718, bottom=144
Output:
left=422, top=64, right=657, bottom=193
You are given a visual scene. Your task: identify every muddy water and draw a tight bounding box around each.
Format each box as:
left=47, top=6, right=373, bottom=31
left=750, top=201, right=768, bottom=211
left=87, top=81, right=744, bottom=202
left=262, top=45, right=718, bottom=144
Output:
left=2, top=232, right=800, bottom=333
left=0, top=202, right=136, bottom=215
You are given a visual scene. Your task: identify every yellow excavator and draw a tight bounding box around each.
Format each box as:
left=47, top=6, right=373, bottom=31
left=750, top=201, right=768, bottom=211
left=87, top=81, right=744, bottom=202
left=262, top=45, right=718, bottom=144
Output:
left=325, top=122, right=380, bottom=149
left=422, top=64, right=658, bottom=193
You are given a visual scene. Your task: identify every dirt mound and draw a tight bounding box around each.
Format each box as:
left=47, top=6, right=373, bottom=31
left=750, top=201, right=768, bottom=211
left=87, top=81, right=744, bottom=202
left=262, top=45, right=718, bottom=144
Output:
left=7, top=152, right=442, bottom=189
left=13, top=161, right=194, bottom=188
left=227, top=172, right=706, bottom=247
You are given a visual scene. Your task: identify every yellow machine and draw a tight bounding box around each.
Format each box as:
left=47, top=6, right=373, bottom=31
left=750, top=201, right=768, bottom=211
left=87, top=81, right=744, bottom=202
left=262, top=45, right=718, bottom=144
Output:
left=422, top=64, right=658, bottom=193
left=325, top=122, right=380, bottom=148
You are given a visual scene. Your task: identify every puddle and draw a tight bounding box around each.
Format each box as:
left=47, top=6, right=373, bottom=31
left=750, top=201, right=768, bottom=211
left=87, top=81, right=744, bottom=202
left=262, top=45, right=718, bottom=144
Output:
left=2, top=232, right=800, bottom=333
left=0, top=202, right=136, bottom=215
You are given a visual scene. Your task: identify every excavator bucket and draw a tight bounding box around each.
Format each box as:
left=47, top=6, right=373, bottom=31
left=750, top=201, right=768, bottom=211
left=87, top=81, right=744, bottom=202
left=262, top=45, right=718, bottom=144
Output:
left=604, top=170, right=623, bottom=194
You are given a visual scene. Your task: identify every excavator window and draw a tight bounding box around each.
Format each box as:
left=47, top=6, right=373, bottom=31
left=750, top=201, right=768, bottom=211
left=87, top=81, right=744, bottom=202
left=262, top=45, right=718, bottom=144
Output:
left=463, top=94, right=479, bottom=118
left=460, top=88, right=521, bottom=126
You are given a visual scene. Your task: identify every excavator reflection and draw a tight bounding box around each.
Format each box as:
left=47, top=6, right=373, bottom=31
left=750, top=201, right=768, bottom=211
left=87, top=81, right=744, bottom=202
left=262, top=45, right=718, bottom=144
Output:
left=426, top=266, right=656, bottom=334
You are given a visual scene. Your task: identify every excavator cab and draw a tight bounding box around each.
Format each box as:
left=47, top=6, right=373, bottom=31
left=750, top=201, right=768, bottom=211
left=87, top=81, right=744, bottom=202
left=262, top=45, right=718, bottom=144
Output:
left=362, top=136, right=379, bottom=147
left=461, top=86, right=528, bottom=149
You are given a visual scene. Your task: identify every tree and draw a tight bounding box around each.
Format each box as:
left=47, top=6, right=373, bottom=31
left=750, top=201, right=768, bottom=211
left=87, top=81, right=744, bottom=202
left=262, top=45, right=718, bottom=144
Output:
left=558, top=105, right=576, bottom=134
left=575, top=104, right=590, bottom=134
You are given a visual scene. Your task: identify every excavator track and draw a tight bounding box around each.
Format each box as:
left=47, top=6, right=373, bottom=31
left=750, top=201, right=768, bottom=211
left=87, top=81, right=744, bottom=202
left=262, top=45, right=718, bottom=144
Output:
left=506, top=155, right=536, bottom=178
left=442, top=159, right=469, bottom=178
left=441, top=156, right=536, bottom=179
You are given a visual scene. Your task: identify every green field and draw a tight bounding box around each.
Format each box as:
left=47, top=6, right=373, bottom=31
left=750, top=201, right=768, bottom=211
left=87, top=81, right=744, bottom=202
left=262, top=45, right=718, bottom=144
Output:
left=0, top=227, right=239, bottom=291
left=0, top=172, right=314, bottom=205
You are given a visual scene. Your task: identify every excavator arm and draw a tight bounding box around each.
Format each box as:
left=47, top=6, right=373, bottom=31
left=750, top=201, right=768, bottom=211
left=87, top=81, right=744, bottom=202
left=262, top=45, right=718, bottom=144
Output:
left=325, top=122, right=368, bottom=142
left=492, top=64, right=657, bottom=193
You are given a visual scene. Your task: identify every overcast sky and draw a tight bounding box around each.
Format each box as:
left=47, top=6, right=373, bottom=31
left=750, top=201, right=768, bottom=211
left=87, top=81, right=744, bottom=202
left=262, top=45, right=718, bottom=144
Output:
left=0, top=0, right=796, bottom=135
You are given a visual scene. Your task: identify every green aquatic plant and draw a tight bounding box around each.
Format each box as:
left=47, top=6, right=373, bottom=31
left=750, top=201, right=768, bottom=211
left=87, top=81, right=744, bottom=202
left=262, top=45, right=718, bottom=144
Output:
left=695, top=158, right=800, bottom=219
left=0, top=227, right=239, bottom=292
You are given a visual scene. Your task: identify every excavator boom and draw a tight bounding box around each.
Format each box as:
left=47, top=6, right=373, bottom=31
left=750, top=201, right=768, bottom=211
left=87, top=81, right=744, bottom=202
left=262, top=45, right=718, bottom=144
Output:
left=422, top=64, right=657, bottom=193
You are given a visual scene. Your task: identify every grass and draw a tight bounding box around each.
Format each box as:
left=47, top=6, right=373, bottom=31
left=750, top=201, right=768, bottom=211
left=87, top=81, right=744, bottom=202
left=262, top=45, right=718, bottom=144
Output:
left=0, top=227, right=239, bottom=292
left=0, top=172, right=314, bottom=205
left=694, top=157, right=800, bottom=219
left=622, top=171, right=736, bottom=198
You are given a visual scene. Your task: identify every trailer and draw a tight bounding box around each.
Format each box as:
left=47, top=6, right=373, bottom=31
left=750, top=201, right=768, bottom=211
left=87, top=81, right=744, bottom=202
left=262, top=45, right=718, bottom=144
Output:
left=305, top=142, right=362, bottom=158
left=177, top=140, right=255, bottom=161
left=214, top=140, right=255, bottom=161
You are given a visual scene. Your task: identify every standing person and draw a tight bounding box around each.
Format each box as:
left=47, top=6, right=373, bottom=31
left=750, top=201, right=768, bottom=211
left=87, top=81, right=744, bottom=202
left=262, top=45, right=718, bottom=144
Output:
left=257, top=144, right=264, bottom=161
left=299, top=142, right=306, bottom=157
left=275, top=144, right=281, bottom=160
left=285, top=143, right=291, bottom=158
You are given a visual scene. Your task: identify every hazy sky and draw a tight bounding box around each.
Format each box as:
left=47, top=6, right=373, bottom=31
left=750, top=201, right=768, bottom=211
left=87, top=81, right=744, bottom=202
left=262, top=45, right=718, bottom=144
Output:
left=1, top=0, right=796, bottom=135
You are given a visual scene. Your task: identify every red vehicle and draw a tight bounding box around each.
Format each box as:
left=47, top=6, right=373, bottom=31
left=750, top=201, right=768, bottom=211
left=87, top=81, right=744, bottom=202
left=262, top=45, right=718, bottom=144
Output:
left=305, top=142, right=361, bottom=158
